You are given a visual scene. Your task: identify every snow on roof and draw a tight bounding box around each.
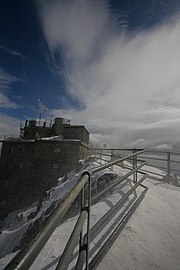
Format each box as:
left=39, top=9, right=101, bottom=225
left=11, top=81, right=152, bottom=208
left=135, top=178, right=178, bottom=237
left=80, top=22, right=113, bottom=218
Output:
left=37, top=135, right=63, bottom=141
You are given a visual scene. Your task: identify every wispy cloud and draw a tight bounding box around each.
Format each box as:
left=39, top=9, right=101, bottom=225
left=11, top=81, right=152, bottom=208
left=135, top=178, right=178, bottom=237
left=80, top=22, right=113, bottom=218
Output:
left=0, top=114, right=20, bottom=139
left=38, top=0, right=180, bottom=149
left=0, top=45, right=25, bottom=59
left=0, top=67, right=18, bottom=109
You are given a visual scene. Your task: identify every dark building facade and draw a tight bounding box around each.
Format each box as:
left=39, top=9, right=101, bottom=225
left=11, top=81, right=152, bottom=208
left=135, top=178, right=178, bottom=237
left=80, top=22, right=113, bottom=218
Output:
left=0, top=117, right=92, bottom=219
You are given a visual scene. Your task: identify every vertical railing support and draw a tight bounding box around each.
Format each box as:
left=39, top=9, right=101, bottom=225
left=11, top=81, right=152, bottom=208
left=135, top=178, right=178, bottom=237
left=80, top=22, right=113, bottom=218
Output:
left=79, top=186, right=85, bottom=255
left=101, top=149, right=103, bottom=164
left=167, top=152, right=171, bottom=183
left=86, top=172, right=91, bottom=270
left=111, top=149, right=113, bottom=170
left=5, top=149, right=148, bottom=270
left=75, top=171, right=91, bottom=270
left=133, top=149, right=137, bottom=183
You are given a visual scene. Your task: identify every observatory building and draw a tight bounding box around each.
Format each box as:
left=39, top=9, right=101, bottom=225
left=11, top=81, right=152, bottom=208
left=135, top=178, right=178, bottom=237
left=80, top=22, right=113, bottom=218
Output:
left=0, top=113, right=92, bottom=219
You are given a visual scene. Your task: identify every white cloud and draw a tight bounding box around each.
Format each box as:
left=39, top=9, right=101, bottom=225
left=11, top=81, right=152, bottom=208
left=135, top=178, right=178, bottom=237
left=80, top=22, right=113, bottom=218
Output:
left=0, top=45, right=25, bottom=59
left=153, top=144, right=173, bottom=151
left=38, top=0, right=180, bottom=148
left=0, top=114, right=20, bottom=139
left=0, top=67, right=18, bottom=109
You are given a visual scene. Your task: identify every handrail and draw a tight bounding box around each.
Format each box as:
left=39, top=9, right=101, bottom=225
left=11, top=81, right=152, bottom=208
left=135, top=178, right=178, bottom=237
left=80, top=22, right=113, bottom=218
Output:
left=4, top=149, right=147, bottom=270
left=94, top=148, right=180, bottom=155
left=55, top=209, right=87, bottom=270
left=92, top=161, right=147, bottom=204
left=95, top=148, right=180, bottom=181
left=4, top=173, right=90, bottom=270
left=90, top=149, right=146, bottom=174
left=75, top=173, right=148, bottom=270
left=89, top=184, right=149, bottom=270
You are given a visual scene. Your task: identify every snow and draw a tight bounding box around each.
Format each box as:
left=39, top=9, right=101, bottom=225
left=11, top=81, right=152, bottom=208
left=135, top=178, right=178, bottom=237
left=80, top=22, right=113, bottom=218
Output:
left=38, top=135, right=63, bottom=141
left=98, top=179, right=180, bottom=270
left=1, top=159, right=180, bottom=270
left=0, top=170, right=82, bottom=258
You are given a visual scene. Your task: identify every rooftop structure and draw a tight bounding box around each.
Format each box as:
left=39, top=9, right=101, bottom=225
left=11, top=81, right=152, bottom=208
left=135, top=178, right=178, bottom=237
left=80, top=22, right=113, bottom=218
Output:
left=0, top=116, right=92, bottom=219
left=20, top=116, right=89, bottom=144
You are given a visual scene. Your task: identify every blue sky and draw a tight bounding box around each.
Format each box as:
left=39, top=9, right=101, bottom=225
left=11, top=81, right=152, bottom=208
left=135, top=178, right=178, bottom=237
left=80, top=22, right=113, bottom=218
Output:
left=1, top=0, right=180, bottom=149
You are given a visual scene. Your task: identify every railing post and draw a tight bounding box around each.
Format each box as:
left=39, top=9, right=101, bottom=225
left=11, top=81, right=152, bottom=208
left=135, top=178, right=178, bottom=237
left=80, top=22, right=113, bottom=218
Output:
left=133, top=149, right=137, bottom=183
left=79, top=186, right=85, bottom=255
left=86, top=173, right=91, bottom=270
left=167, top=152, right=171, bottom=183
left=111, top=149, right=113, bottom=169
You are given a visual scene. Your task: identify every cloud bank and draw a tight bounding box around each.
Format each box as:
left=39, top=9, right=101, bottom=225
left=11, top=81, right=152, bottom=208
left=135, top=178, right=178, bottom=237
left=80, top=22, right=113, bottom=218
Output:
left=0, top=68, right=20, bottom=140
left=0, top=114, right=20, bottom=139
left=38, top=0, right=180, bottom=149
left=0, top=67, right=18, bottom=109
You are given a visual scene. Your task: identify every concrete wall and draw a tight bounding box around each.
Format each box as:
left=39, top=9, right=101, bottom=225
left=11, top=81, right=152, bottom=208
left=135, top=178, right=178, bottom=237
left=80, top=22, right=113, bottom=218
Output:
left=63, top=126, right=89, bottom=143
left=0, top=140, right=92, bottom=219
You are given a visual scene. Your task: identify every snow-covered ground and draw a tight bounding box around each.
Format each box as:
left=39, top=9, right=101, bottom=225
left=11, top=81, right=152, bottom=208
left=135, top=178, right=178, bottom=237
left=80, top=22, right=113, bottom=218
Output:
left=0, top=159, right=180, bottom=270
left=98, top=178, right=180, bottom=270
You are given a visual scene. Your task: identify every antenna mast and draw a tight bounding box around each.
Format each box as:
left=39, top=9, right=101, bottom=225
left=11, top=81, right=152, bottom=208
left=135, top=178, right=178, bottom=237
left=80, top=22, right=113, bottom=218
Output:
left=44, top=105, right=48, bottom=123
left=35, top=99, right=41, bottom=121
left=50, top=114, right=53, bottom=127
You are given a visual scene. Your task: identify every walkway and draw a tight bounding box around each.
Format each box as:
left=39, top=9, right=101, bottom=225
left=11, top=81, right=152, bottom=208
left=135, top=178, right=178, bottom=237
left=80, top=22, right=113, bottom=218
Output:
left=97, top=178, right=180, bottom=270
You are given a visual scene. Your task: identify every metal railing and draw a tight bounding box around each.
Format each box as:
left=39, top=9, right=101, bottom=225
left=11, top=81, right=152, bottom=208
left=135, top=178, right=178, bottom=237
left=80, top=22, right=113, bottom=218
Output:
left=5, top=149, right=148, bottom=270
left=94, top=148, right=180, bottom=183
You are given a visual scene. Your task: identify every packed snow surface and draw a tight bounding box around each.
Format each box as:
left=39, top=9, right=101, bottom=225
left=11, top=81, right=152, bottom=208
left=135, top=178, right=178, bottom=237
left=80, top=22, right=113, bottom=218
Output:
left=98, top=178, right=180, bottom=270
left=0, top=160, right=180, bottom=270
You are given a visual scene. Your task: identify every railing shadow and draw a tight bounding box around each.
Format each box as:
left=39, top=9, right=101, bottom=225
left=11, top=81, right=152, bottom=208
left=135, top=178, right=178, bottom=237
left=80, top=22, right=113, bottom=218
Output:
left=41, top=188, right=139, bottom=270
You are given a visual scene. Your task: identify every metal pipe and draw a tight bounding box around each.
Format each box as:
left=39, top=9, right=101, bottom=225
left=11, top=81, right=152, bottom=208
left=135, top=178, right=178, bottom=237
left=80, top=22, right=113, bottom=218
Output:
left=169, top=160, right=180, bottom=164
left=89, top=186, right=149, bottom=270
left=133, top=149, right=137, bottom=183
left=79, top=187, right=85, bottom=255
left=92, top=162, right=147, bottom=204
left=4, top=174, right=89, bottom=270
left=90, top=149, right=147, bottom=174
left=137, top=168, right=165, bottom=177
left=94, top=148, right=143, bottom=151
left=5, top=149, right=147, bottom=270
left=55, top=209, right=87, bottom=270
left=86, top=174, right=91, bottom=270
left=91, top=174, right=147, bottom=237
left=167, top=152, right=171, bottom=182
left=95, top=148, right=180, bottom=156
left=75, top=174, right=148, bottom=270
left=138, top=156, right=167, bottom=162
left=121, top=164, right=167, bottom=177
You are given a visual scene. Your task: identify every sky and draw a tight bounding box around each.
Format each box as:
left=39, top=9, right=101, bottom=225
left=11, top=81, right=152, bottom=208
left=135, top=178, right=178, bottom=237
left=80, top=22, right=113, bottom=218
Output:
left=1, top=0, right=180, bottom=149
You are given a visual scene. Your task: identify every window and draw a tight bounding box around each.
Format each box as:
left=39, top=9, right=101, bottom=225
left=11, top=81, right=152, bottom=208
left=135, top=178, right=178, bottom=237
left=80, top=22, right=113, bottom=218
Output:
left=8, top=148, right=14, bottom=153
left=53, top=164, right=59, bottom=169
left=54, top=148, right=60, bottom=153
left=19, top=148, right=25, bottom=152
left=5, top=164, right=9, bottom=170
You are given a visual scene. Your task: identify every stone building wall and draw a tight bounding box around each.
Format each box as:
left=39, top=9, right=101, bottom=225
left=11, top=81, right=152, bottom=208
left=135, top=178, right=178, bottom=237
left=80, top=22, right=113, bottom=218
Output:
left=0, top=139, right=92, bottom=219
left=63, top=126, right=89, bottom=143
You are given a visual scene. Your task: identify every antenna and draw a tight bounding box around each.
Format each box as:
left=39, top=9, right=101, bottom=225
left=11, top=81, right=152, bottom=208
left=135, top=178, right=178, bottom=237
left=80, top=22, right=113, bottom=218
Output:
left=39, top=113, right=42, bottom=126
left=35, top=99, right=41, bottom=121
left=50, top=115, right=53, bottom=127
left=44, top=105, right=48, bottom=123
